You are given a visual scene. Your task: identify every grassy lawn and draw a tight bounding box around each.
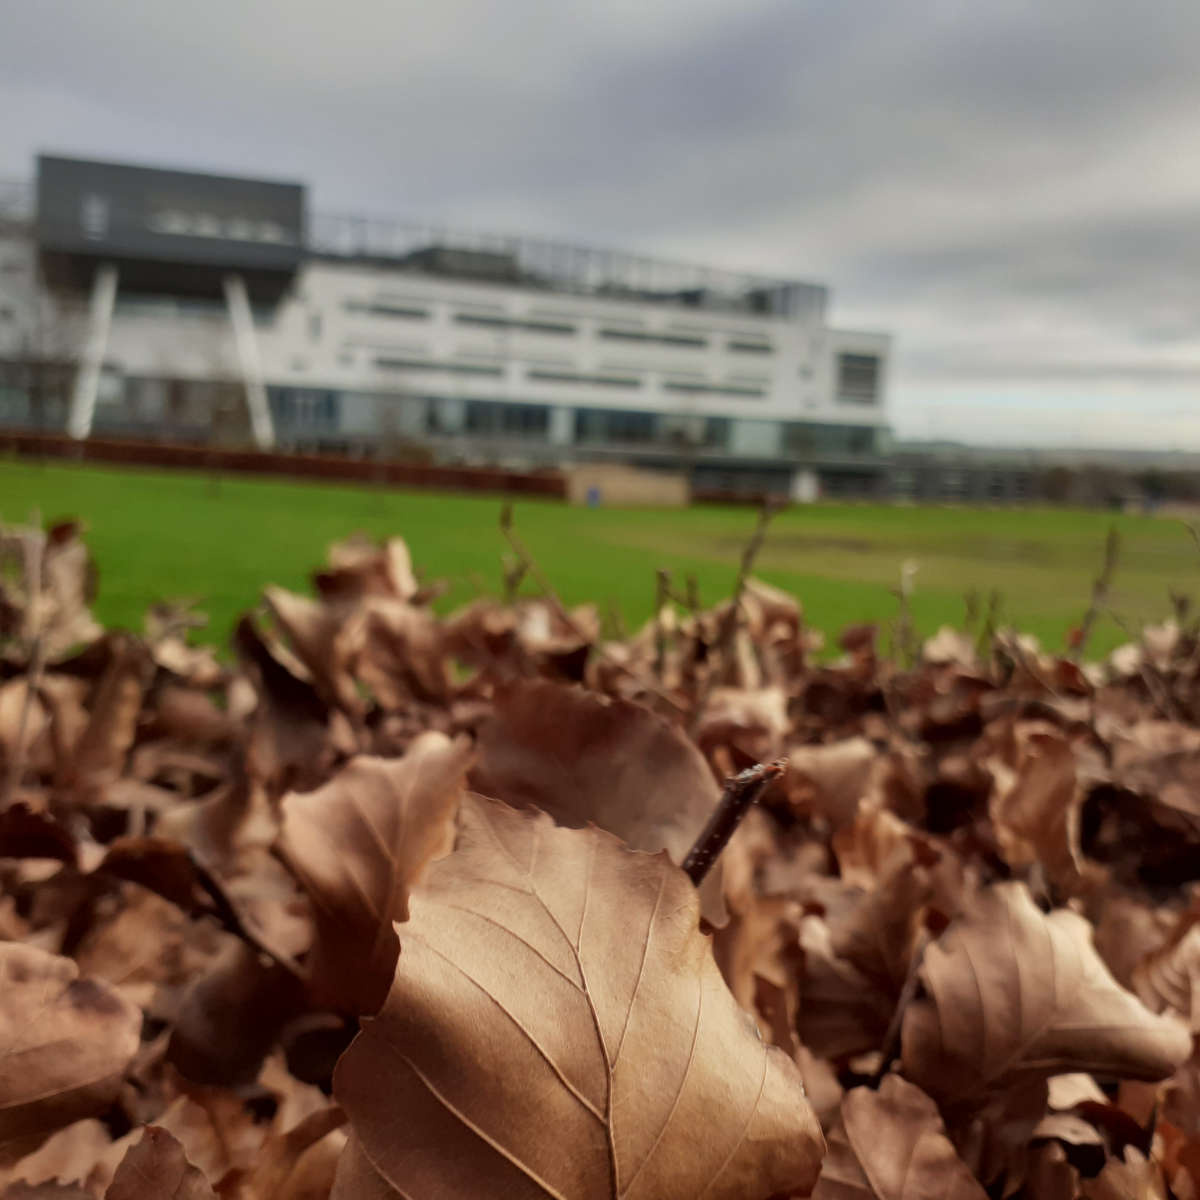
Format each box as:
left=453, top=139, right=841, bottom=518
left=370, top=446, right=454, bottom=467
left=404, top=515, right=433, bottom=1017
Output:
left=1, top=459, right=1195, bottom=657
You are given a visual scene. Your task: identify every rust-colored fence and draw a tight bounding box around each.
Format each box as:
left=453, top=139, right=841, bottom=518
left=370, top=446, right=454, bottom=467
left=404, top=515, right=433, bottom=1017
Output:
left=0, top=431, right=567, bottom=498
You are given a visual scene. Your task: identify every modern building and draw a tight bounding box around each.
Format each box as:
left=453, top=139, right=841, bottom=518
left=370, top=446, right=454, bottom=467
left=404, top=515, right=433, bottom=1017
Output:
left=0, top=154, right=891, bottom=497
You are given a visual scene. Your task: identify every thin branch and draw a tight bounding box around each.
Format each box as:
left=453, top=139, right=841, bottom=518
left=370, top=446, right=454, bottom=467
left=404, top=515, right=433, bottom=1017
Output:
left=688, top=500, right=783, bottom=734
left=872, top=927, right=931, bottom=1081
left=1109, top=609, right=1179, bottom=721
left=187, top=848, right=306, bottom=983
left=2, top=528, right=46, bottom=808
left=683, top=759, right=787, bottom=886
left=653, top=568, right=672, bottom=681
left=1073, top=525, right=1121, bottom=661
left=499, top=504, right=685, bottom=712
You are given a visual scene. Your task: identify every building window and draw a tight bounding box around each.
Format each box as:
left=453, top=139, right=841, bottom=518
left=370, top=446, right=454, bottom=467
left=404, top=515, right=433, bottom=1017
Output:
left=454, top=313, right=575, bottom=335
left=574, top=408, right=657, bottom=443
left=375, top=357, right=503, bottom=377
left=662, top=380, right=765, bottom=399
left=309, top=312, right=322, bottom=341
left=598, top=328, right=707, bottom=348
left=728, top=340, right=772, bottom=354
left=346, top=301, right=429, bottom=320
left=80, top=193, right=110, bottom=241
left=783, top=422, right=878, bottom=457
left=529, top=369, right=640, bottom=388
left=464, top=400, right=550, bottom=438
left=836, top=353, right=880, bottom=404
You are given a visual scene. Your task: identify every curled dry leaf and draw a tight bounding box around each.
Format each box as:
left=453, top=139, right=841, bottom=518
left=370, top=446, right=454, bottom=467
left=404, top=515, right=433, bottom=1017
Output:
left=333, top=792, right=824, bottom=1200
left=1082, top=1147, right=1167, bottom=1200
left=214, top=1106, right=346, bottom=1200
left=813, top=1075, right=987, bottom=1200
left=902, top=882, right=1192, bottom=1107
left=0, top=943, right=142, bottom=1163
left=57, top=634, right=152, bottom=804
left=1132, top=911, right=1200, bottom=1033
left=785, top=738, right=877, bottom=830
left=471, top=679, right=728, bottom=924
left=987, top=722, right=1083, bottom=891
left=104, top=1125, right=215, bottom=1200
left=277, top=734, right=471, bottom=1015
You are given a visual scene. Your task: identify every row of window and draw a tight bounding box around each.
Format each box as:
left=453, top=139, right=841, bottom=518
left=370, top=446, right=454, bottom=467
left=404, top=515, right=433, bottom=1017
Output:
left=344, top=299, right=776, bottom=354
left=261, top=388, right=881, bottom=458
left=373, top=356, right=764, bottom=397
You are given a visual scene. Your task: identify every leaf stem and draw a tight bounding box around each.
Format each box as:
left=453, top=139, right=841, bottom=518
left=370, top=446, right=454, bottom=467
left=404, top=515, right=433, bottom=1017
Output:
left=683, top=758, right=786, bottom=885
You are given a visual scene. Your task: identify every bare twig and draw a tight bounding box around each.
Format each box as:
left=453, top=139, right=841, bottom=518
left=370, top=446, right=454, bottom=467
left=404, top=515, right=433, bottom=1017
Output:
left=683, top=758, right=787, bottom=885
left=499, top=503, right=686, bottom=712
left=653, top=568, right=672, bottom=681
left=963, top=588, right=980, bottom=634
left=188, top=848, right=306, bottom=983
left=873, top=927, right=931, bottom=1081
left=688, top=500, right=783, bottom=733
left=2, top=527, right=46, bottom=808
left=500, top=552, right=528, bottom=604
left=1109, top=609, right=1180, bottom=721
left=1073, top=525, right=1121, bottom=660
left=976, top=588, right=1002, bottom=664
left=890, top=560, right=919, bottom=668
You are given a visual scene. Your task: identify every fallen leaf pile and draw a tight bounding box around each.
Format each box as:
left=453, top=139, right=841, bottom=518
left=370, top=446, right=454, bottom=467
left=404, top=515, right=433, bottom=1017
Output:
left=1, top=517, right=1200, bottom=1198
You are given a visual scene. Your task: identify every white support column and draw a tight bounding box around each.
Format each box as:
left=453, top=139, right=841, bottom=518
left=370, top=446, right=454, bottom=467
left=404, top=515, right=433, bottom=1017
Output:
left=67, top=263, right=118, bottom=440
left=223, top=273, right=275, bottom=450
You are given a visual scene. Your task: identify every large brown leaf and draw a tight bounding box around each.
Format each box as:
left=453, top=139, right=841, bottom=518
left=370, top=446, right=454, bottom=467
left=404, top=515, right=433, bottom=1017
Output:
left=470, top=679, right=727, bottom=923
left=901, top=882, right=1191, bottom=1106
left=276, top=734, right=471, bottom=1014
left=813, top=1076, right=986, bottom=1200
left=0, top=944, right=141, bottom=1163
left=333, top=792, right=824, bottom=1200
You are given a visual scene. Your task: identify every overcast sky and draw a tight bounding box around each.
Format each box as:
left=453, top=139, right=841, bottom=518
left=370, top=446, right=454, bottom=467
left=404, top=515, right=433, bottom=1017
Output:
left=3, top=0, right=1199, bottom=449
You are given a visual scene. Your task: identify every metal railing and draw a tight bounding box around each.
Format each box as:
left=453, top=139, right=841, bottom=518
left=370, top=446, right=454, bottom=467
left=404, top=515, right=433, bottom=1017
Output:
left=308, top=211, right=826, bottom=317
left=3, top=172, right=827, bottom=317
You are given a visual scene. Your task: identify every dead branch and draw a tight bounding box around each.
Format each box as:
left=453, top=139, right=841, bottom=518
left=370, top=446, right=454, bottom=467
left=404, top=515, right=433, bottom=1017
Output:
left=2, top=528, right=47, bottom=809
left=688, top=500, right=783, bottom=733
left=499, top=503, right=686, bottom=712
left=683, top=758, right=787, bottom=886
left=1073, top=525, right=1121, bottom=661
left=654, top=568, right=672, bottom=681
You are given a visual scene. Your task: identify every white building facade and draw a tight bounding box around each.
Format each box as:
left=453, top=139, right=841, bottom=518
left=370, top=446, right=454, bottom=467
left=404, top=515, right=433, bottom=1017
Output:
left=0, top=157, right=891, bottom=496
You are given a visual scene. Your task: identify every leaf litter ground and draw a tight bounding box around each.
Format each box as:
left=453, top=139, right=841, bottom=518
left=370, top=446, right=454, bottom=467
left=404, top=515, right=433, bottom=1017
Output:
left=0, top=516, right=1199, bottom=1198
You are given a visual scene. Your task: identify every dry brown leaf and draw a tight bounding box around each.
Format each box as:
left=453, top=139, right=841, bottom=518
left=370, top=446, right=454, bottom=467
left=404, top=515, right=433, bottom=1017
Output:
left=987, top=722, right=1083, bottom=891
left=902, top=882, right=1191, bottom=1107
left=813, top=1075, right=987, bottom=1200
left=317, top=534, right=417, bottom=603
left=263, top=586, right=366, bottom=719
left=785, top=739, right=877, bottom=830
left=329, top=1135, right=397, bottom=1200
left=215, top=1107, right=346, bottom=1200
left=167, top=939, right=306, bottom=1086
left=357, top=599, right=447, bottom=707
left=57, top=635, right=152, bottom=803
left=471, top=679, right=728, bottom=924
left=0, top=1119, right=113, bottom=1193
left=277, top=735, right=471, bottom=1014
left=333, top=792, right=824, bottom=1200
left=104, top=1126, right=215, bottom=1200
left=0, top=943, right=141, bottom=1164
left=1082, top=1148, right=1166, bottom=1200
left=1133, top=911, right=1200, bottom=1032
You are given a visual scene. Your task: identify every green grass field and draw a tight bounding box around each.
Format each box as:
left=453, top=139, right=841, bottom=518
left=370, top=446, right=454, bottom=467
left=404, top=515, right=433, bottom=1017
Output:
left=2, top=459, right=1195, bottom=657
